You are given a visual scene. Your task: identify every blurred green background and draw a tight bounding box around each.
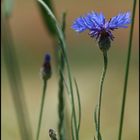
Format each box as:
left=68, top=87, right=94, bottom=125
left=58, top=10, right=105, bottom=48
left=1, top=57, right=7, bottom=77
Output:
left=2, top=0, right=139, bottom=140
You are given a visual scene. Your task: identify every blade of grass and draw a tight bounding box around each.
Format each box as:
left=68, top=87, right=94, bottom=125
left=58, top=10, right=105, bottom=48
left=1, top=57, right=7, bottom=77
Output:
left=1, top=12, right=33, bottom=140
left=37, top=0, right=57, bottom=36
left=60, top=72, right=75, bottom=140
left=118, top=1, right=137, bottom=140
left=37, top=0, right=59, bottom=68
left=57, top=12, right=67, bottom=140
left=37, top=1, right=79, bottom=139
left=74, top=78, right=81, bottom=134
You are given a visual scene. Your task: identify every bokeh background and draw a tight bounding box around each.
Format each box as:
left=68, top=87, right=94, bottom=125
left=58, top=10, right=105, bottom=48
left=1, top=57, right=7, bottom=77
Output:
left=2, top=0, right=139, bottom=140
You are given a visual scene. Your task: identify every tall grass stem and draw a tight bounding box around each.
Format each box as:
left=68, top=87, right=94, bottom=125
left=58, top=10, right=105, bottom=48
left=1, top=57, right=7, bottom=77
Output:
left=58, top=12, right=66, bottom=140
left=118, top=1, right=137, bottom=140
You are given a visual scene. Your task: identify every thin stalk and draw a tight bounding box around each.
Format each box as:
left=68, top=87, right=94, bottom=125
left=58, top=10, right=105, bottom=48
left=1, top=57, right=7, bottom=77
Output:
left=118, top=0, right=137, bottom=140
left=74, top=79, right=81, bottom=133
left=58, top=12, right=66, bottom=140
left=71, top=107, right=76, bottom=140
left=58, top=54, right=65, bottom=140
left=97, top=51, right=108, bottom=140
left=65, top=58, right=78, bottom=140
left=60, top=72, right=75, bottom=140
left=36, top=79, right=47, bottom=140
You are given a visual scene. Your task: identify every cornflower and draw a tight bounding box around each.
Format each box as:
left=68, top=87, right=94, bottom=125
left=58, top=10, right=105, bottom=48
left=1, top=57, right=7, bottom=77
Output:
left=72, top=11, right=131, bottom=51
left=72, top=11, right=131, bottom=140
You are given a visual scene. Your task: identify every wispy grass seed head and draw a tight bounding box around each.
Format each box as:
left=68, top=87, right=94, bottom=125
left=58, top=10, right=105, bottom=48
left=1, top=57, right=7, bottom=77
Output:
left=72, top=11, right=131, bottom=51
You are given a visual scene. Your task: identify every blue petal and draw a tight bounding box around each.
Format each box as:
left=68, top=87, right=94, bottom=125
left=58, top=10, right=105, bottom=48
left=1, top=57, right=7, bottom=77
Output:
left=108, top=12, right=131, bottom=29
left=71, top=17, right=88, bottom=32
left=86, top=12, right=105, bottom=29
left=72, top=11, right=106, bottom=33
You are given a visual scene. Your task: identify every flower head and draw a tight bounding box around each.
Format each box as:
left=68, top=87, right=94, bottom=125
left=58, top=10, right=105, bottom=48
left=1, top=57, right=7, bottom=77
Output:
left=72, top=11, right=131, bottom=51
left=44, top=53, right=51, bottom=62
left=41, top=53, right=52, bottom=80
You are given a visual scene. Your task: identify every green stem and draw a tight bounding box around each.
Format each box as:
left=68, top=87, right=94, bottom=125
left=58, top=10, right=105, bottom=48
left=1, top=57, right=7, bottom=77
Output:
left=36, top=79, right=47, bottom=140
left=65, top=58, right=78, bottom=140
left=58, top=12, right=66, bottom=140
left=58, top=54, right=65, bottom=140
left=97, top=51, right=108, bottom=139
left=118, top=1, right=137, bottom=140
left=74, top=79, right=81, bottom=133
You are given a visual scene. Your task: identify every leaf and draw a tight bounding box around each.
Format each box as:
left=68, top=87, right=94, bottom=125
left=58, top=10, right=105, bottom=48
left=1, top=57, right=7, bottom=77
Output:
left=37, top=2, right=78, bottom=139
left=2, top=0, right=14, bottom=17
left=38, top=0, right=57, bottom=36
left=37, top=0, right=66, bottom=53
left=74, top=78, right=81, bottom=133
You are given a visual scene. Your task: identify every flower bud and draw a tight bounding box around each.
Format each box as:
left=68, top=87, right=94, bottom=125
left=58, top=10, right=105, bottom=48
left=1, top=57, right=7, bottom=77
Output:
left=98, top=35, right=111, bottom=52
left=41, top=53, right=52, bottom=80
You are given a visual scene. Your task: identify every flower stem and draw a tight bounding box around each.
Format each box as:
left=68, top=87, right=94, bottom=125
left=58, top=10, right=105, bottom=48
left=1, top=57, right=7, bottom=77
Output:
left=36, top=79, right=47, bottom=140
left=118, top=0, right=137, bottom=140
left=97, top=51, right=108, bottom=139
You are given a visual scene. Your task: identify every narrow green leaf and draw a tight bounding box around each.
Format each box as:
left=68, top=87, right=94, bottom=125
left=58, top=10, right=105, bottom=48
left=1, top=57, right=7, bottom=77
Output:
left=118, top=1, right=137, bottom=140
left=57, top=11, right=67, bottom=140
left=2, top=14, right=33, bottom=140
left=2, top=0, right=14, bottom=17
left=37, top=1, right=78, bottom=139
left=74, top=78, right=81, bottom=133
left=38, top=0, right=57, bottom=36
left=38, top=0, right=66, bottom=53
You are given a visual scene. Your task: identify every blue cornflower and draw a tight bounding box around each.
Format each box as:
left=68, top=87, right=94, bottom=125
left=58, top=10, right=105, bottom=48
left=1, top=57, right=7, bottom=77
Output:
left=72, top=11, right=131, bottom=51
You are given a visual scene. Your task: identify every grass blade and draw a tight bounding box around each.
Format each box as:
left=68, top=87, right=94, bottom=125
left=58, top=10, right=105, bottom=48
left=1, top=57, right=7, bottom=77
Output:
left=74, top=78, right=81, bottom=134
left=37, top=0, right=57, bottom=36
left=1, top=12, right=33, bottom=140
left=57, top=12, right=67, bottom=140
left=37, top=1, right=79, bottom=139
left=118, top=1, right=137, bottom=140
